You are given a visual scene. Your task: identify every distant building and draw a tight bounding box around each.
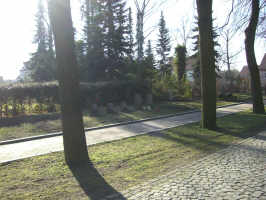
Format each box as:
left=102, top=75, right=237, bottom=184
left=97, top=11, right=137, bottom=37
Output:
left=239, top=53, right=266, bottom=91
left=259, top=54, right=266, bottom=87
left=185, top=57, right=197, bottom=82
left=0, top=76, right=3, bottom=83
left=239, top=66, right=249, bottom=79
left=170, top=56, right=197, bottom=82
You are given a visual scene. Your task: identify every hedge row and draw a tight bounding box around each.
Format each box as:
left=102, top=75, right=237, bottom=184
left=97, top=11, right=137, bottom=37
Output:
left=0, top=81, right=150, bottom=117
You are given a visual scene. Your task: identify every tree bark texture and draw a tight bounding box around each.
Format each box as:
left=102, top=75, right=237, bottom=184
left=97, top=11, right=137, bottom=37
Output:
left=48, top=0, right=89, bottom=165
left=245, top=0, right=265, bottom=114
left=196, top=0, right=217, bottom=130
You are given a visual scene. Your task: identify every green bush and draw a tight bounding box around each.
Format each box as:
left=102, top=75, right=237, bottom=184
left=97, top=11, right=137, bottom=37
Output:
left=0, top=81, right=149, bottom=117
left=152, top=75, right=192, bottom=101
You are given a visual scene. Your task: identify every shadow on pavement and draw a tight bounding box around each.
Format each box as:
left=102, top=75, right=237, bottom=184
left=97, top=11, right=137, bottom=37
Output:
left=69, top=161, right=125, bottom=200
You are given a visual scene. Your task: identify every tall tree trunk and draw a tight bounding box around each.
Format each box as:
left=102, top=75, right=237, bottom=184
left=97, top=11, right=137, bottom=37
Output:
left=48, top=0, right=89, bottom=165
left=136, top=11, right=144, bottom=62
left=245, top=0, right=265, bottom=114
left=196, top=0, right=217, bottom=130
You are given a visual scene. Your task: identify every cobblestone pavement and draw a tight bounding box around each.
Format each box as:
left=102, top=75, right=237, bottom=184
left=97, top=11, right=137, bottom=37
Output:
left=107, top=131, right=266, bottom=200
left=0, top=104, right=252, bottom=164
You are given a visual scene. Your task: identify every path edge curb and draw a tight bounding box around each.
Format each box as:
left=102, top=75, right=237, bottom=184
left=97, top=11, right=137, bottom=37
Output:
left=0, top=102, right=245, bottom=146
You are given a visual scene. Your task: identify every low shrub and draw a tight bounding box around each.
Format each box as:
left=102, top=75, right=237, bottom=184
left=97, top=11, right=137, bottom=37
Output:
left=0, top=81, right=149, bottom=118
left=152, top=75, right=192, bottom=101
left=218, top=93, right=238, bottom=102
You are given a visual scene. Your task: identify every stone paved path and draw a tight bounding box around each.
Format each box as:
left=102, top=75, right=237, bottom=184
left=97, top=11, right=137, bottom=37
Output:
left=109, top=130, right=266, bottom=200
left=0, top=103, right=252, bottom=164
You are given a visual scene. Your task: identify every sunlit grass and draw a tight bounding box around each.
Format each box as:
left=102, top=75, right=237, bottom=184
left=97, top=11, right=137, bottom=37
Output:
left=0, top=109, right=265, bottom=199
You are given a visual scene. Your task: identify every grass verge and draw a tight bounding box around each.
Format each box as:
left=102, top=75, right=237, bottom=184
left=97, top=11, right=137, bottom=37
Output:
left=0, top=100, right=233, bottom=141
left=0, top=109, right=266, bottom=199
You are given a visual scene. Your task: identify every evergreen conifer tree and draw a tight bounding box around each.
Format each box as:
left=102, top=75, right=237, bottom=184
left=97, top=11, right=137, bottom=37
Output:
left=191, top=16, right=220, bottom=81
left=82, top=0, right=105, bottom=81
left=35, top=0, right=48, bottom=52
left=81, top=0, right=129, bottom=81
left=174, top=45, right=187, bottom=81
left=20, top=0, right=56, bottom=82
left=145, top=40, right=155, bottom=68
left=156, top=12, right=171, bottom=76
left=103, top=0, right=129, bottom=79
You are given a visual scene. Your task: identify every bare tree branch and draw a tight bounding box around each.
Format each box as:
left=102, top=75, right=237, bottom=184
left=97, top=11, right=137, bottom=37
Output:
left=218, top=0, right=235, bottom=30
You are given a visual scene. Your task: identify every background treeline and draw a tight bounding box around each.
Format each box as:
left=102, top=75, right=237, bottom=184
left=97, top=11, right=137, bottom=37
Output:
left=6, top=0, right=223, bottom=118
left=9, top=0, right=192, bottom=114
left=19, top=0, right=161, bottom=83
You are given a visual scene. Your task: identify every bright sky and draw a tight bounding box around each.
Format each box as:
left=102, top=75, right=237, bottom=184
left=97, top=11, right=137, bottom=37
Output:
left=0, top=0, right=265, bottom=80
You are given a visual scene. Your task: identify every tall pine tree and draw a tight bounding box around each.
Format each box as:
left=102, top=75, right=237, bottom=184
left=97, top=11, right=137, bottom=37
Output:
left=103, top=0, right=129, bottom=79
left=145, top=40, right=155, bottom=69
left=174, top=45, right=187, bottom=81
left=81, top=0, right=129, bottom=81
left=82, top=0, right=105, bottom=81
left=35, top=0, right=47, bottom=52
left=191, top=16, right=220, bottom=82
left=20, top=0, right=56, bottom=82
left=156, top=12, right=171, bottom=76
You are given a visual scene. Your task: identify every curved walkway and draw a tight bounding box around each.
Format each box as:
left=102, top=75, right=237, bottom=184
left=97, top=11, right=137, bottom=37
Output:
left=0, top=103, right=252, bottom=164
left=114, top=130, right=266, bottom=200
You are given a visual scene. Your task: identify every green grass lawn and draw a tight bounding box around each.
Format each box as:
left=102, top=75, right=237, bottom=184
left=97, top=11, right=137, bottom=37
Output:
left=0, top=109, right=265, bottom=199
left=0, top=100, right=233, bottom=142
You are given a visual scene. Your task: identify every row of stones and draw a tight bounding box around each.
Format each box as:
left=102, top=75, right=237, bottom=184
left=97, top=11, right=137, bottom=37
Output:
left=90, top=94, right=153, bottom=116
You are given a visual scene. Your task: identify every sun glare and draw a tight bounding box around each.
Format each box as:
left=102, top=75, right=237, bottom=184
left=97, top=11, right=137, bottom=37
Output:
left=0, top=1, right=36, bottom=80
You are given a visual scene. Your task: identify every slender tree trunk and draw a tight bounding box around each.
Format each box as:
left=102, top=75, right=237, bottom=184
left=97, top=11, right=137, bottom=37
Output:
left=136, top=11, right=144, bottom=62
left=245, top=0, right=265, bottom=114
left=226, top=36, right=231, bottom=72
left=196, top=0, right=216, bottom=130
left=226, top=35, right=233, bottom=92
left=48, top=0, right=89, bottom=165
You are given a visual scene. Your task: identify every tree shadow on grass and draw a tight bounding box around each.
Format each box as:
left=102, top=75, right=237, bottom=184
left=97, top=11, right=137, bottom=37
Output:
left=69, top=161, right=125, bottom=200
left=148, top=124, right=266, bottom=155
left=216, top=125, right=266, bottom=139
left=149, top=131, right=229, bottom=152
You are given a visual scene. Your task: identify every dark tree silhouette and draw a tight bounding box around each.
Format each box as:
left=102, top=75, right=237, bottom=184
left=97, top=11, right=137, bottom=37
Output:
left=196, top=0, right=217, bottom=130
left=244, top=0, right=265, bottom=113
left=175, top=45, right=187, bottom=81
left=48, top=0, right=89, bottom=165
